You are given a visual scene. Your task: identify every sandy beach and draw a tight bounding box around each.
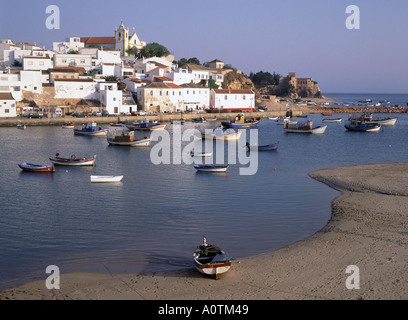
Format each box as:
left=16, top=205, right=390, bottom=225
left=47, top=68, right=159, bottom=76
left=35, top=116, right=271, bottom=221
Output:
left=1, top=163, right=407, bottom=300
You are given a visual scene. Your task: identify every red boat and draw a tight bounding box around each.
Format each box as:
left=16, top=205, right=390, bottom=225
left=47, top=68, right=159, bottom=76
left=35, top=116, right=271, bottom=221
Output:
left=18, top=162, right=55, bottom=172
left=321, top=113, right=333, bottom=116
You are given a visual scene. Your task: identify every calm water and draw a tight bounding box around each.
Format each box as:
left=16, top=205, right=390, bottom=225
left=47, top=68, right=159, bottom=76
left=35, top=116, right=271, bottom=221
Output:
left=1, top=103, right=408, bottom=289
left=326, top=93, right=408, bottom=107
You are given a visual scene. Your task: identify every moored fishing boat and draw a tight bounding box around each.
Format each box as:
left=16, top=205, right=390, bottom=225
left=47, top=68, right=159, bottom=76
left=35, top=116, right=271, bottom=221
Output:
left=246, top=141, right=279, bottom=151
left=321, top=113, right=333, bottom=116
left=192, top=117, right=206, bottom=123
left=201, top=127, right=242, bottom=140
left=127, top=118, right=166, bottom=131
left=170, top=119, right=185, bottom=125
left=62, top=122, right=75, bottom=129
left=221, top=113, right=260, bottom=128
left=106, top=127, right=151, bottom=146
left=18, top=162, right=55, bottom=172
left=283, top=119, right=327, bottom=134
left=90, top=175, right=123, bottom=183
left=49, top=153, right=96, bottom=166
left=74, top=122, right=108, bottom=136
left=193, top=236, right=232, bottom=279
left=17, top=124, right=26, bottom=129
left=344, top=119, right=381, bottom=132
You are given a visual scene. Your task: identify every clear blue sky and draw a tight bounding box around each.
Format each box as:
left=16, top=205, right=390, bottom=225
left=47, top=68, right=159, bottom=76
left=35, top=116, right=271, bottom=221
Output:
left=1, top=0, right=407, bottom=93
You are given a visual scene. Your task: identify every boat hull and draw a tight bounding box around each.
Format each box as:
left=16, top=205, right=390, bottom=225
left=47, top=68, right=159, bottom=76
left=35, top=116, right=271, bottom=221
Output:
left=107, top=138, right=151, bottom=146
left=367, top=117, right=397, bottom=126
left=128, top=124, right=166, bottom=131
left=49, top=156, right=96, bottom=166
left=345, top=120, right=381, bottom=132
left=193, top=260, right=232, bottom=276
left=202, top=131, right=242, bottom=140
left=284, top=125, right=327, bottom=134
left=221, top=120, right=260, bottom=128
left=248, top=142, right=279, bottom=151
left=90, top=175, right=123, bottom=183
left=194, top=165, right=228, bottom=172
left=322, top=118, right=342, bottom=123
left=18, top=162, right=55, bottom=172
left=74, top=129, right=108, bottom=136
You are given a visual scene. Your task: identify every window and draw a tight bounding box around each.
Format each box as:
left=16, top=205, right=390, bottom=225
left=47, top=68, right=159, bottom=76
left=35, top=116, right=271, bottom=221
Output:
left=160, top=91, right=162, bottom=96
left=62, top=59, right=67, bottom=63
left=79, top=85, right=83, bottom=90
left=113, top=98, right=116, bottom=101
left=224, top=95, right=228, bottom=100
left=5, top=109, right=9, bottom=113
left=243, top=95, right=246, bottom=100
left=80, top=59, right=85, bottom=64
left=150, top=90, right=153, bottom=95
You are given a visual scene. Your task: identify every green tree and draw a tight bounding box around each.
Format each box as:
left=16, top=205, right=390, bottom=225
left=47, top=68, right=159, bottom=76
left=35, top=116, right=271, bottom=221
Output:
left=67, top=49, right=78, bottom=54
left=126, top=47, right=139, bottom=57
left=103, top=75, right=119, bottom=82
left=138, top=42, right=170, bottom=58
left=177, top=57, right=200, bottom=68
left=249, top=71, right=281, bottom=87
left=208, top=78, right=219, bottom=90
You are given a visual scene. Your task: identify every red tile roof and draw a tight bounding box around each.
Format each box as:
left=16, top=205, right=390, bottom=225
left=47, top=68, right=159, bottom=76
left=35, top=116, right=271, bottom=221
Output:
left=213, top=89, right=253, bottom=94
left=80, top=37, right=115, bottom=44
left=0, top=92, right=14, bottom=100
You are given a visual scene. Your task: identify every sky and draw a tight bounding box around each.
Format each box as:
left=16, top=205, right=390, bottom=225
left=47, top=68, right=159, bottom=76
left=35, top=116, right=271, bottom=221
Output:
left=0, top=0, right=407, bottom=93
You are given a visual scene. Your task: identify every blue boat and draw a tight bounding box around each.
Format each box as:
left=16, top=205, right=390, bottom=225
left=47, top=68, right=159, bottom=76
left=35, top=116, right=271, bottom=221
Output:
left=344, top=119, right=381, bottom=132
left=246, top=141, right=279, bottom=151
left=74, top=122, right=108, bottom=136
left=18, top=162, right=55, bottom=172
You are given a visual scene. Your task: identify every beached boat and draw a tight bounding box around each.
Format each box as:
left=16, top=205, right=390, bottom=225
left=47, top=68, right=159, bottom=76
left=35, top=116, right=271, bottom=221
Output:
left=190, top=150, right=213, bottom=157
left=18, top=162, right=55, bottom=172
left=246, top=141, right=279, bottom=151
left=221, top=114, right=260, bottom=128
left=283, top=119, right=327, bottom=134
left=107, top=127, right=151, bottom=146
left=344, top=119, right=381, bottom=132
left=127, top=118, right=166, bottom=131
left=194, top=164, right=228, bottom=172
left=201, top=127, right=242, bottom=140
left=62, top=122, right=75, bottom=129
left=322, top=118, right=342, bottom=123
left=193, top=236, right=232, bottom=279
left=74, top=122, right=108, bottom=136
left=49, top=153, right=96, bottom=166
left=90, top=175, right=123, bottom=183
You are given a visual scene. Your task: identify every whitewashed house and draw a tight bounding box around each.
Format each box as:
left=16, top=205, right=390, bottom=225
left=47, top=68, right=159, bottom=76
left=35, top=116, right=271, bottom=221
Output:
left=96, top=82, right=128, bottom=114
left=53, top=54, right=93, bottom=72
left=23, top=55, right=53, bottom=71
left=53, top=78, right=97, bottom=99
left=137, top=82, right=184, bottom=113
left=0, top=92, right=17, bottom=117
left=53, top=37, right=84, bottom=53
left=0, top=70, right=22, bottom=101
left=210, top=89, right=255, bottom=111
left=180, top=83, right=210, bottom=111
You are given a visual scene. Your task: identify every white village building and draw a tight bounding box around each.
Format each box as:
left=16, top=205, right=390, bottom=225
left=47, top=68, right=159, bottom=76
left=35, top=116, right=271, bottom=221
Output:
left=0, top=92, right=17, bottom=117
left=53, top=37, right=85, bottom=54
left=210, top=89, right=255, bottom=111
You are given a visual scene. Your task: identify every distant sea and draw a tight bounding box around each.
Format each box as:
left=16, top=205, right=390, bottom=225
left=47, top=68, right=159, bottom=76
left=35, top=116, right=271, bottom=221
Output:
left=324, top=93, right=408, bottom=107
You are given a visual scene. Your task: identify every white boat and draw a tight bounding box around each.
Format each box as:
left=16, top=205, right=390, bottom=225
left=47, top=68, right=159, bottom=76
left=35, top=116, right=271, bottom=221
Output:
left=322, top=118, right=342, bottom=123
left=268, top=116, right=278, bottom=120
left=193, top=236, right=232, bottom=279
left=368, top=117, right=397, bottom=126
left=90, top=175, right=123, bottom=183
left=17, top=124, right=26, bottom=129
left=201, top=127, right=242, bottom=140
left=283, top=119, right=327, bottom=134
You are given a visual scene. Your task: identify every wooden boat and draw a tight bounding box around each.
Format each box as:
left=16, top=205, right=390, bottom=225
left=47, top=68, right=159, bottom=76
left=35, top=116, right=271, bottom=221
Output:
left=201, top=127, right=242, bottom=140
left=127, top=118, right=166, bottom=131
left=221, top=113, right=260, bottom=128
left=321, top=113, right=333, bottom=116
left=17, top=124, right=26, bottom=129
left=283, top=119, right=327, bottom=134
left=246, top=141, right=279, bottom=151
left=49, top=153, right=96, bottom=166
left=193, top=236, right=232, bottom=279
left=62, top=122, right=75, bottom=129
left=74, top=122, right=108, bottom=136
left=360, top=114, right=397, bottom=126
left=194, top=164, right=228, bottom=172
left=190, top=150, right=212, bottom=157
left=18, top=162, right=55, bottom=172
left=268, top=116, right=278, bottom=120
left=322, top=118, right=342, bottom=123
left=107, top=128, right=151, bottom=146
left=344, top=119, right=381, bottom=132
left=90, top=175, right=123, bottom=183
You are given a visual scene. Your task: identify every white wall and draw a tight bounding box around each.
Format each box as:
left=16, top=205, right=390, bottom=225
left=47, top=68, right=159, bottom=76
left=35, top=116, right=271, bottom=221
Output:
left=53, top=54, right=93, bottom=71
left=54, top=80, right=97, bottom=99
left=0, top=97, right=17, bottom=117
left=210, top=89, right=255, bottom=110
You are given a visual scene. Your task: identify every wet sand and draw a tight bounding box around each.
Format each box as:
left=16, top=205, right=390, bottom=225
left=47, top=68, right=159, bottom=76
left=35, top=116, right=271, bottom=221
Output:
left=1, top=163, right=407, bottom=300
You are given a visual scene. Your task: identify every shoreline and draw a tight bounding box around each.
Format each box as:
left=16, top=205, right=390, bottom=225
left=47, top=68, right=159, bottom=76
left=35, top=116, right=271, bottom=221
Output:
left=1, top=163, right=407, bottom=300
